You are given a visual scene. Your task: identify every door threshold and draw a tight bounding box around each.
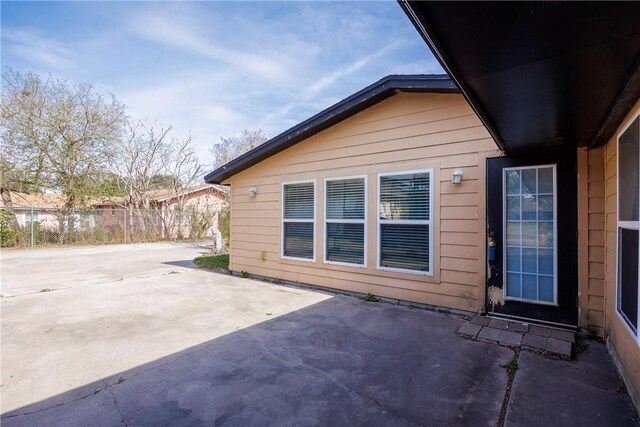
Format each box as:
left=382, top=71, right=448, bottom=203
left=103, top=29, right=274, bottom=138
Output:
left=486, top=312, right=577, bottom=331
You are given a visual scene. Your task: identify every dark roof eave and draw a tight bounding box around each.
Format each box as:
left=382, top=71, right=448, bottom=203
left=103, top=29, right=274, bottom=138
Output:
left=399, top=0, right=640, bottom=151
left=398, top=0, right=505, bottom=152
left=204, top=74, right=458, bottom=184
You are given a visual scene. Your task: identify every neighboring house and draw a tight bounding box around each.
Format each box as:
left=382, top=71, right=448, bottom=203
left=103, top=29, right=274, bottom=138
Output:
left=96, top=184, right=228, bottom=239
left=1, top=192, right=73, bottom=231
left=151, top=184, right=228, bottom=239
left=204, top=2, right=640, bottom=410
left=2, top=184, right=227, bottom=240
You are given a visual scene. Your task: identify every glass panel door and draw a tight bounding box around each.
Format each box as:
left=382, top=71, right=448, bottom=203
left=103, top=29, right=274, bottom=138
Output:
left=504, top=165, right=556, bottom=304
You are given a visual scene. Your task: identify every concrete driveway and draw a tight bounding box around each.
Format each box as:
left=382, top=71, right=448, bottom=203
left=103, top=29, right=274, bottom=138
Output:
left=1, top=243, right=638, bottom=426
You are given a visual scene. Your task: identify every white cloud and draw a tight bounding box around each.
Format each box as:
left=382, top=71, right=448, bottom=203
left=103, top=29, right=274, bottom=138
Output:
left=258, top=42, right=402, bottom=127
left=306, top=42, right=402, bottom=99
left=126, top=9, right=290, bottom=83
left=2, top=28, right=75, bottom=69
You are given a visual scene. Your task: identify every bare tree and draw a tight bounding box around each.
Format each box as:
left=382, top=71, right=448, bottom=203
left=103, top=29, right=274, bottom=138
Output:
left=113, top=120, right=172, bottom=210
left=1, top=69, right=126, bottom=213
left=114, top=121, right=209, bottom=239
left=211, top=129, right=268, bottom=169
left=162, top=134, right=206, bottom=239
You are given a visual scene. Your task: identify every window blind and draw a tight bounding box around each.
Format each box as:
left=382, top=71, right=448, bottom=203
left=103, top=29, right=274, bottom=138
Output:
left=284, top=183, right=315, bottom=219
left=283, top=182, right=315, bottom=259
left=379, top=172, right=430, bottom=221
left=326, top=178, right=365, bottom=265
left=283, top=222, right=314, bottom=259
left=379, top=171, right=431, bottom=273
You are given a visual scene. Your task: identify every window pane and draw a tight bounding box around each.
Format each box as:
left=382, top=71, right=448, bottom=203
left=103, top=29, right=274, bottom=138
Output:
left=522, top=248, right=536, bottom=273
left=506, top=222, right=521, bottom=246
left=507, top=273, right=521, bottom=297
left=380, top=173, right=429, bottom=220
left=283, top=222, right=314, bottom=259
left=539, top=276, right=554, bottom=302
left=380, top=224, right=429, bottom=271
left=539, top=222, right=554, bottom=248
left=618, top=228, right=638, bottom=334
left=522, top=169, right=537, bottom=195
left=522, top=195, right=537, bottom=220
left=539, top=249, right=553, bottom=275
left=284, top=183, right=314, bottom=219
left=506, top=196, right=520, bottom=220
left=619, top=117, right=639, bottom=222
left=522, top=274, right=537, bottom=299
left=522, top=222, right=537, bottom=247
left=506, top=246, right=521, bottom=272
left=506, top=170, right=521, bottom=195
left=538, top=195, right=553, bottom=221
left=326, top=178, right=365, bottom=220
left=327, top=223, right=364, bottom=264
left=538, top=167, right=553, bottom=194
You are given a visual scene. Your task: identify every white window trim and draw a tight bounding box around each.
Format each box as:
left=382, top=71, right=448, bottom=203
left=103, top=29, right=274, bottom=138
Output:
left=376, top=168, right=434, bottom=276
left=501, top=164, right=558, bottom=306
left=615, top=110, right=640, bottom=343
left=281, top=179, right=316, bottom=262
left=323, top=175, right=368, bottom=268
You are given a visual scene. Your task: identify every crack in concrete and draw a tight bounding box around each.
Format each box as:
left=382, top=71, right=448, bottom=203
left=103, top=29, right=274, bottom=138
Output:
left=3, top=269, right=190, bottom=299
left=105, top=382, right=127, bottom=426
left=1, top=388, right=104, bottom=420
left=497, top=348, right=520, bottom=427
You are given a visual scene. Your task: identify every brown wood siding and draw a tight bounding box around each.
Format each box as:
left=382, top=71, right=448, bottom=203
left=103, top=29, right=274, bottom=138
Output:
left=602, top=99, right=640, bottom=407
left=226, top=92, right=500, bottom=312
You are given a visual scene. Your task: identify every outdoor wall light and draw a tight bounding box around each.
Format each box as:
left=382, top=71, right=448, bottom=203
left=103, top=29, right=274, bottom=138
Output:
left=452, top=169, right=464, bottom=184
left=249, top=187, right=258, bottom=197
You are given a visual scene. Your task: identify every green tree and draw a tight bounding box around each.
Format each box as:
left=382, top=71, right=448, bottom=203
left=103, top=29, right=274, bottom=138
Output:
left=1, top=68, right=126, bottom=211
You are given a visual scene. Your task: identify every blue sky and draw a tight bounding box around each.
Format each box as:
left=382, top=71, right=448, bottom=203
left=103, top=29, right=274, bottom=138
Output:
left=1, top=1, right=441, bottom=166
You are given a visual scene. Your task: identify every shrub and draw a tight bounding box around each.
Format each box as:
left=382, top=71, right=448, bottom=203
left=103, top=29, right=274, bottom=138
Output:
left=0, top=210, right=19, bottom=247
left=218, top=205, right=230, bottom=245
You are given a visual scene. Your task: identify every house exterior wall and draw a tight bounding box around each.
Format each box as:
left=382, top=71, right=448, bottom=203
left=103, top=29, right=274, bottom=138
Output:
left=600, top=98, right=640, bottom=409
left=160, top=188, right=227, bottom=238
left=15, top=209, right=59, bottom=231
left=224, top=92, right=500, bottom=312
left=578, top=146, right=606, bottom=336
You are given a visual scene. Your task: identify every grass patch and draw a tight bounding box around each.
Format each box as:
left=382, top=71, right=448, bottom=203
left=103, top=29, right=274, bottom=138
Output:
left=40, top=288, right=54, bottom=293
left=361, top=292, right=379, bottom=302
left=193, top=253, right=229, bottom=273
left=501, top=359, right=519, bottom=376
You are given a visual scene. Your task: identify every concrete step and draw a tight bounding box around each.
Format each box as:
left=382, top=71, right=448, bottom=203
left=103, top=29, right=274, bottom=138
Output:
left=456, top=316, right=575, bottom=359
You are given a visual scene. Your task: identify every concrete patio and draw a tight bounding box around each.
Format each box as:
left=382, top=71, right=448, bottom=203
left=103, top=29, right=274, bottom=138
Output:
left=1, top=243, right=638, bottom=426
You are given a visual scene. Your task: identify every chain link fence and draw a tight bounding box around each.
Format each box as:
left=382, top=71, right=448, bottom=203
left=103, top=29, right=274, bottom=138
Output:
left=0, top=205, right=220, bottom=248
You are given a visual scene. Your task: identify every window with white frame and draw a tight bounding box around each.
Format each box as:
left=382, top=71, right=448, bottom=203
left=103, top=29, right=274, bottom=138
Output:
left=617, top=114, right=640, bottom=336
left=282, top=181, right=315, bottom=260
left=325, top=176, right=366, bottom=266
left=378, top=170, right=433, bottom=274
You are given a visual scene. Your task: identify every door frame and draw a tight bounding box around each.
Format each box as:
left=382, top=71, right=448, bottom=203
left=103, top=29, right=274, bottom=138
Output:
left=485, top=149, right=578, bottom=327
